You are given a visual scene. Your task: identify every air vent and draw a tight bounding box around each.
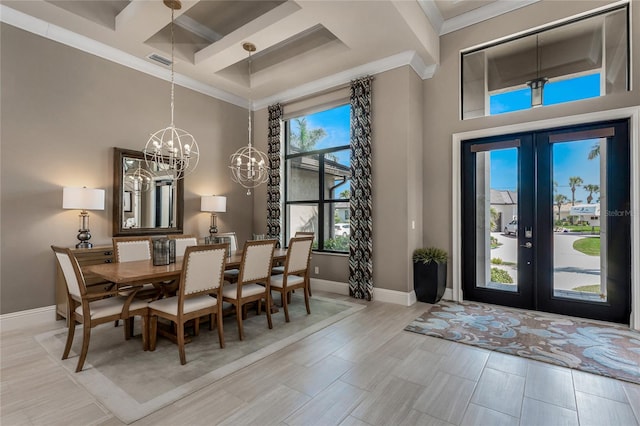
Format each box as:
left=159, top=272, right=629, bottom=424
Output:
left=147, top=53, right=172, bottom=67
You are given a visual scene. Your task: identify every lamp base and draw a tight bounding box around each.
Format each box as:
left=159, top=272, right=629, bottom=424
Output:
left=76, top=230, right=92, bottom=249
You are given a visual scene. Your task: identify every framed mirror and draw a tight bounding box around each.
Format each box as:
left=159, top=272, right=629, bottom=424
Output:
left=113, top=148, right=184, bottom=236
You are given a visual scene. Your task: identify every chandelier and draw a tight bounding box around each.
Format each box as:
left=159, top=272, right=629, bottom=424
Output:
left=229, top=42, right=269, bottom=195
left=143, top=0, right=199, bottom=181
left=124, top=163, right=153, bottom=193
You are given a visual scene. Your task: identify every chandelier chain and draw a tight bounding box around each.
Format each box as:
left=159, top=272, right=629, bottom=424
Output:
left=170, top=6, right=175, bottom=127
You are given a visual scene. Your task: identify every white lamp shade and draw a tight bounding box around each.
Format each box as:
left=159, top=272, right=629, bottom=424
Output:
left=62, top=187, right=105, bottom=210
left=201, top=195, right=227, bottom=213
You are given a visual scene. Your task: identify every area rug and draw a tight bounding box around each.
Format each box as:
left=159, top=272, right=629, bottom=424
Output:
left=36, top=296, right=364, bottom=424
left=405, top=301, right=640, bottom=385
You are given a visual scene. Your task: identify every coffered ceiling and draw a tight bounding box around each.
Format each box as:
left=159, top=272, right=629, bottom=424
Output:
left=0, top=0, right=539, bottom=108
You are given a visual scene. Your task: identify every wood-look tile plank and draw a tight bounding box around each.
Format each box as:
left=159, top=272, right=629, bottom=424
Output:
left=339, top=351, right=399, bottom=391
left=413, top=371, right=477, bottom=425
left=396, top=410, right=455, bottom=426
left=524, top=362, right=576, bottom=410
left=485, top=351, right=528, bottom=376
left=391, top=347, right=441, bottom=386
left=377, top=332, right=426, bottom=361
left=575, top=390, right=638, bottom=426
left=218, top=384, right=310, bottom=426
left=285, top=355, right=354, bottom=397
left=338, top=415, right=372, bottom=426
left=284, top=379, right=367, bottom=426
left=436, top=343, right=489, bottom=381
left=470, top=367, right=525, bottom=417
left=419, top=335, right=457, bottom=357
left=624, top=383, right=640, bottom=423
left=460, top=403, right=519, bottom=426
left=572, top=370, right=628, bottom=402
left=350, top=376, right=425, bottom=425
left=520, top=397, right=579, bottom=426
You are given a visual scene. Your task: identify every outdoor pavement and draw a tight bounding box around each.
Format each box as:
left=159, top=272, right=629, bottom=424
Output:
left=490, top=232, right=601, bottom=292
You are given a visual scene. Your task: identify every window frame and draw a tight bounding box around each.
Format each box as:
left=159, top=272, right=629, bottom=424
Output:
left=283, top=109, right=351, bottom=253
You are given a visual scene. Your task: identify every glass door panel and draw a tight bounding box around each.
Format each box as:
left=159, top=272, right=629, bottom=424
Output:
left=474, top=148, right=519, bottom=293
left=551, top=138, right=606, bottom=302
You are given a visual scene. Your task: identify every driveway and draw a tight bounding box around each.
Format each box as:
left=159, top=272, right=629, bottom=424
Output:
left=490, top=232, right=601, bottom=291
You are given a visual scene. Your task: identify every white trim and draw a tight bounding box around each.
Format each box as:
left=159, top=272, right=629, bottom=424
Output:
left=440, top=0, right=540, bottom=35
left=451, top=106, right=640, bottom=329
left=311, top=278, right=349, bottom=295
left=0, top=305, right=57, bottom=332
left=417, top=0, right=444, bottom=35
left=254, top=50, right=434, bottom=110
left=374, top=288, right=417, bottom=306
left=442, top=288, right=454, bottom=302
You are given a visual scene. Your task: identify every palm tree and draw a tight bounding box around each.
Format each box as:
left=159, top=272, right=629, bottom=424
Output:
left=555, top=194, right=569, bottom=222
left=339, top=189, right=350, bottom=199
left=588, top=143, right=600, bottom=160
left=289, top=118, right=326, bottom=151
left=568, top=176, right=583, bottom=206
left=584, top=184, right=599, bottom=204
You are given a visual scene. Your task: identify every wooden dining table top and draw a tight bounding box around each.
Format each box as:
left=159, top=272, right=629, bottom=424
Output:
left=84, top=248, right=288, bottom=286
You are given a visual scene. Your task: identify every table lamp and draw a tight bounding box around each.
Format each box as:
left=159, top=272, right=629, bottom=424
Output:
left=201, top=195, right=226, bottom=238
left=63, top=187, right=105, bottom=248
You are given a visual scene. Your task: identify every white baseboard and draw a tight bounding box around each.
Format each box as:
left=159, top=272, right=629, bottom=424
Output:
left=443, top=288, right=453, bottom=301
left=374, top=288, right=417, bottom=306
left=0, top=305, right=57, bottom=332
left=311, top=278, right=350, bottom=295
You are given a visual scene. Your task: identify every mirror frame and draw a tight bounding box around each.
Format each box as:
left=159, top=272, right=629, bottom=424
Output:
left=113, top=147, right=184, bottom=237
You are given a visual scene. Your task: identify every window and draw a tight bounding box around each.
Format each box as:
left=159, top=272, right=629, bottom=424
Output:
left=462, top=4, right=629, bottom=119
left=284, top=104, right=351, bottom=252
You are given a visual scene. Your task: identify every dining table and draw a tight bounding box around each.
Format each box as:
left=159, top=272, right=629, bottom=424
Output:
left=84, top=248, right=288, bottom=346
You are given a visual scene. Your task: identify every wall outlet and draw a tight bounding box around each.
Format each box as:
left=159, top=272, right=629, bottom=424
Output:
left=314, top=266, right=319, bottom=274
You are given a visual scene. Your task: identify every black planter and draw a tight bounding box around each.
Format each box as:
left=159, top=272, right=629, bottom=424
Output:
left=413, top=262, right=447, bottom=303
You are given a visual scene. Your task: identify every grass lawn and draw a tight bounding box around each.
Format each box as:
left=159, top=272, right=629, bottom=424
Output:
left=561, top=224, right=600, bottom=233
left=573, top=237, right=600, bottom=256
left=572, top=284, right=601, bottom=293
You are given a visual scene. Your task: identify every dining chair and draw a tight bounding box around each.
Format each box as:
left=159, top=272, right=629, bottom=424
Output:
left=167, top=234, right=198, bottom=257
left=272, top=231, right=315, bottom=296
left=269, top=236, right=313, bottom=322
left=222, top=239, right=276, bottom=340
left=148, top=244, right=227, bottom=365
left=51, top=246, right=149, bottom=372
left=215, top=232, right=240, bottom=282
left=112, top=236, right=162, bottom=300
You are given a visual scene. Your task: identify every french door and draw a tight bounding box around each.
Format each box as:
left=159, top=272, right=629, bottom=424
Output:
left=461, top=119, right=631, bottom=323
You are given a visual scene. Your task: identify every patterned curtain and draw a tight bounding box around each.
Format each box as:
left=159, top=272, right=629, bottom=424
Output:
left=349, top=77, right=373, bottom=300
left=266, top=103, right=283, bottom=246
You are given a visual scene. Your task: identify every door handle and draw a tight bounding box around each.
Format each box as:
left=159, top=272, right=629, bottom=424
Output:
left=520, top=242, right=533, bottom=249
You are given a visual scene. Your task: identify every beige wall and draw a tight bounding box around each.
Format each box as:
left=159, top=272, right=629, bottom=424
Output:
left=0, top=24, right=252, bottom=314
left=423, top=0, right=640, bottom=289
left=253, top=66, right=424, bottom=294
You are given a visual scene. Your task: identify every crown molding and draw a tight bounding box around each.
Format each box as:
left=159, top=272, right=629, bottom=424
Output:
left=440, top=0, right=541, bottom=35
left=253, top=50, right=436, bottom=110
left=0, top=4, right=248, bottom=108
left=417, top=0, right=444, bottom=35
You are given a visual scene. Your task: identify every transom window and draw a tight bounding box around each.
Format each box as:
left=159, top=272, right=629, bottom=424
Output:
left=284, top=104, right=351, bottom=252
left=462, top=4, right=629, bottom=119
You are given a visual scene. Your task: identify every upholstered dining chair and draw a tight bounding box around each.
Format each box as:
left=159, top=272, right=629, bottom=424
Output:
left=272, top=231, right=315, bottom=295
left=112, top=236, right=162, bottom=300
left=148, top=244, right=227, bottom=365
left=51, top=246, right=148, bottom=372
left=222, top=239, right=276, bottom=340
left=214, top=232, right=240, bottom=282
left=167, top=234, right=198, bottom=257
left=269, top=236, right=313, bottom=322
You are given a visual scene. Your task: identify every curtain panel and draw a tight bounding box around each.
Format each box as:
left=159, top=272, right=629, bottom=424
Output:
left=349, top=77, right=373, bottom=300
left=267, top=103, right=283, bottom=246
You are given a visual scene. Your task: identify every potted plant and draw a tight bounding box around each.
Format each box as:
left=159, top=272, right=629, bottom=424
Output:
left=412, top=247, right=448, bottom=303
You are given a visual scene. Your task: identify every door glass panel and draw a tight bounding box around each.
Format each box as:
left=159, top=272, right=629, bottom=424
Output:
left=552, top=138, right=606, bottom=302
left=475, top=147, right=518, bottom=292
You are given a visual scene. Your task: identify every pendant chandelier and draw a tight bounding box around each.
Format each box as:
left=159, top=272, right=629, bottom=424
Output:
left=526, top=34, right=548, bottom=108
left=229, top=42, right=269, bottom=196
left=143, top=0, right=199, bottom=181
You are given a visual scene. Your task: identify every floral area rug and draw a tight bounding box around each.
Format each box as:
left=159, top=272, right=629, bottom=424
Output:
left=405, top=301, right=640, bottom=385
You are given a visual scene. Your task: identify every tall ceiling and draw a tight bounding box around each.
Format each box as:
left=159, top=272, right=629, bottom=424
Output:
left=0, top=0, right=539, bottom=108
